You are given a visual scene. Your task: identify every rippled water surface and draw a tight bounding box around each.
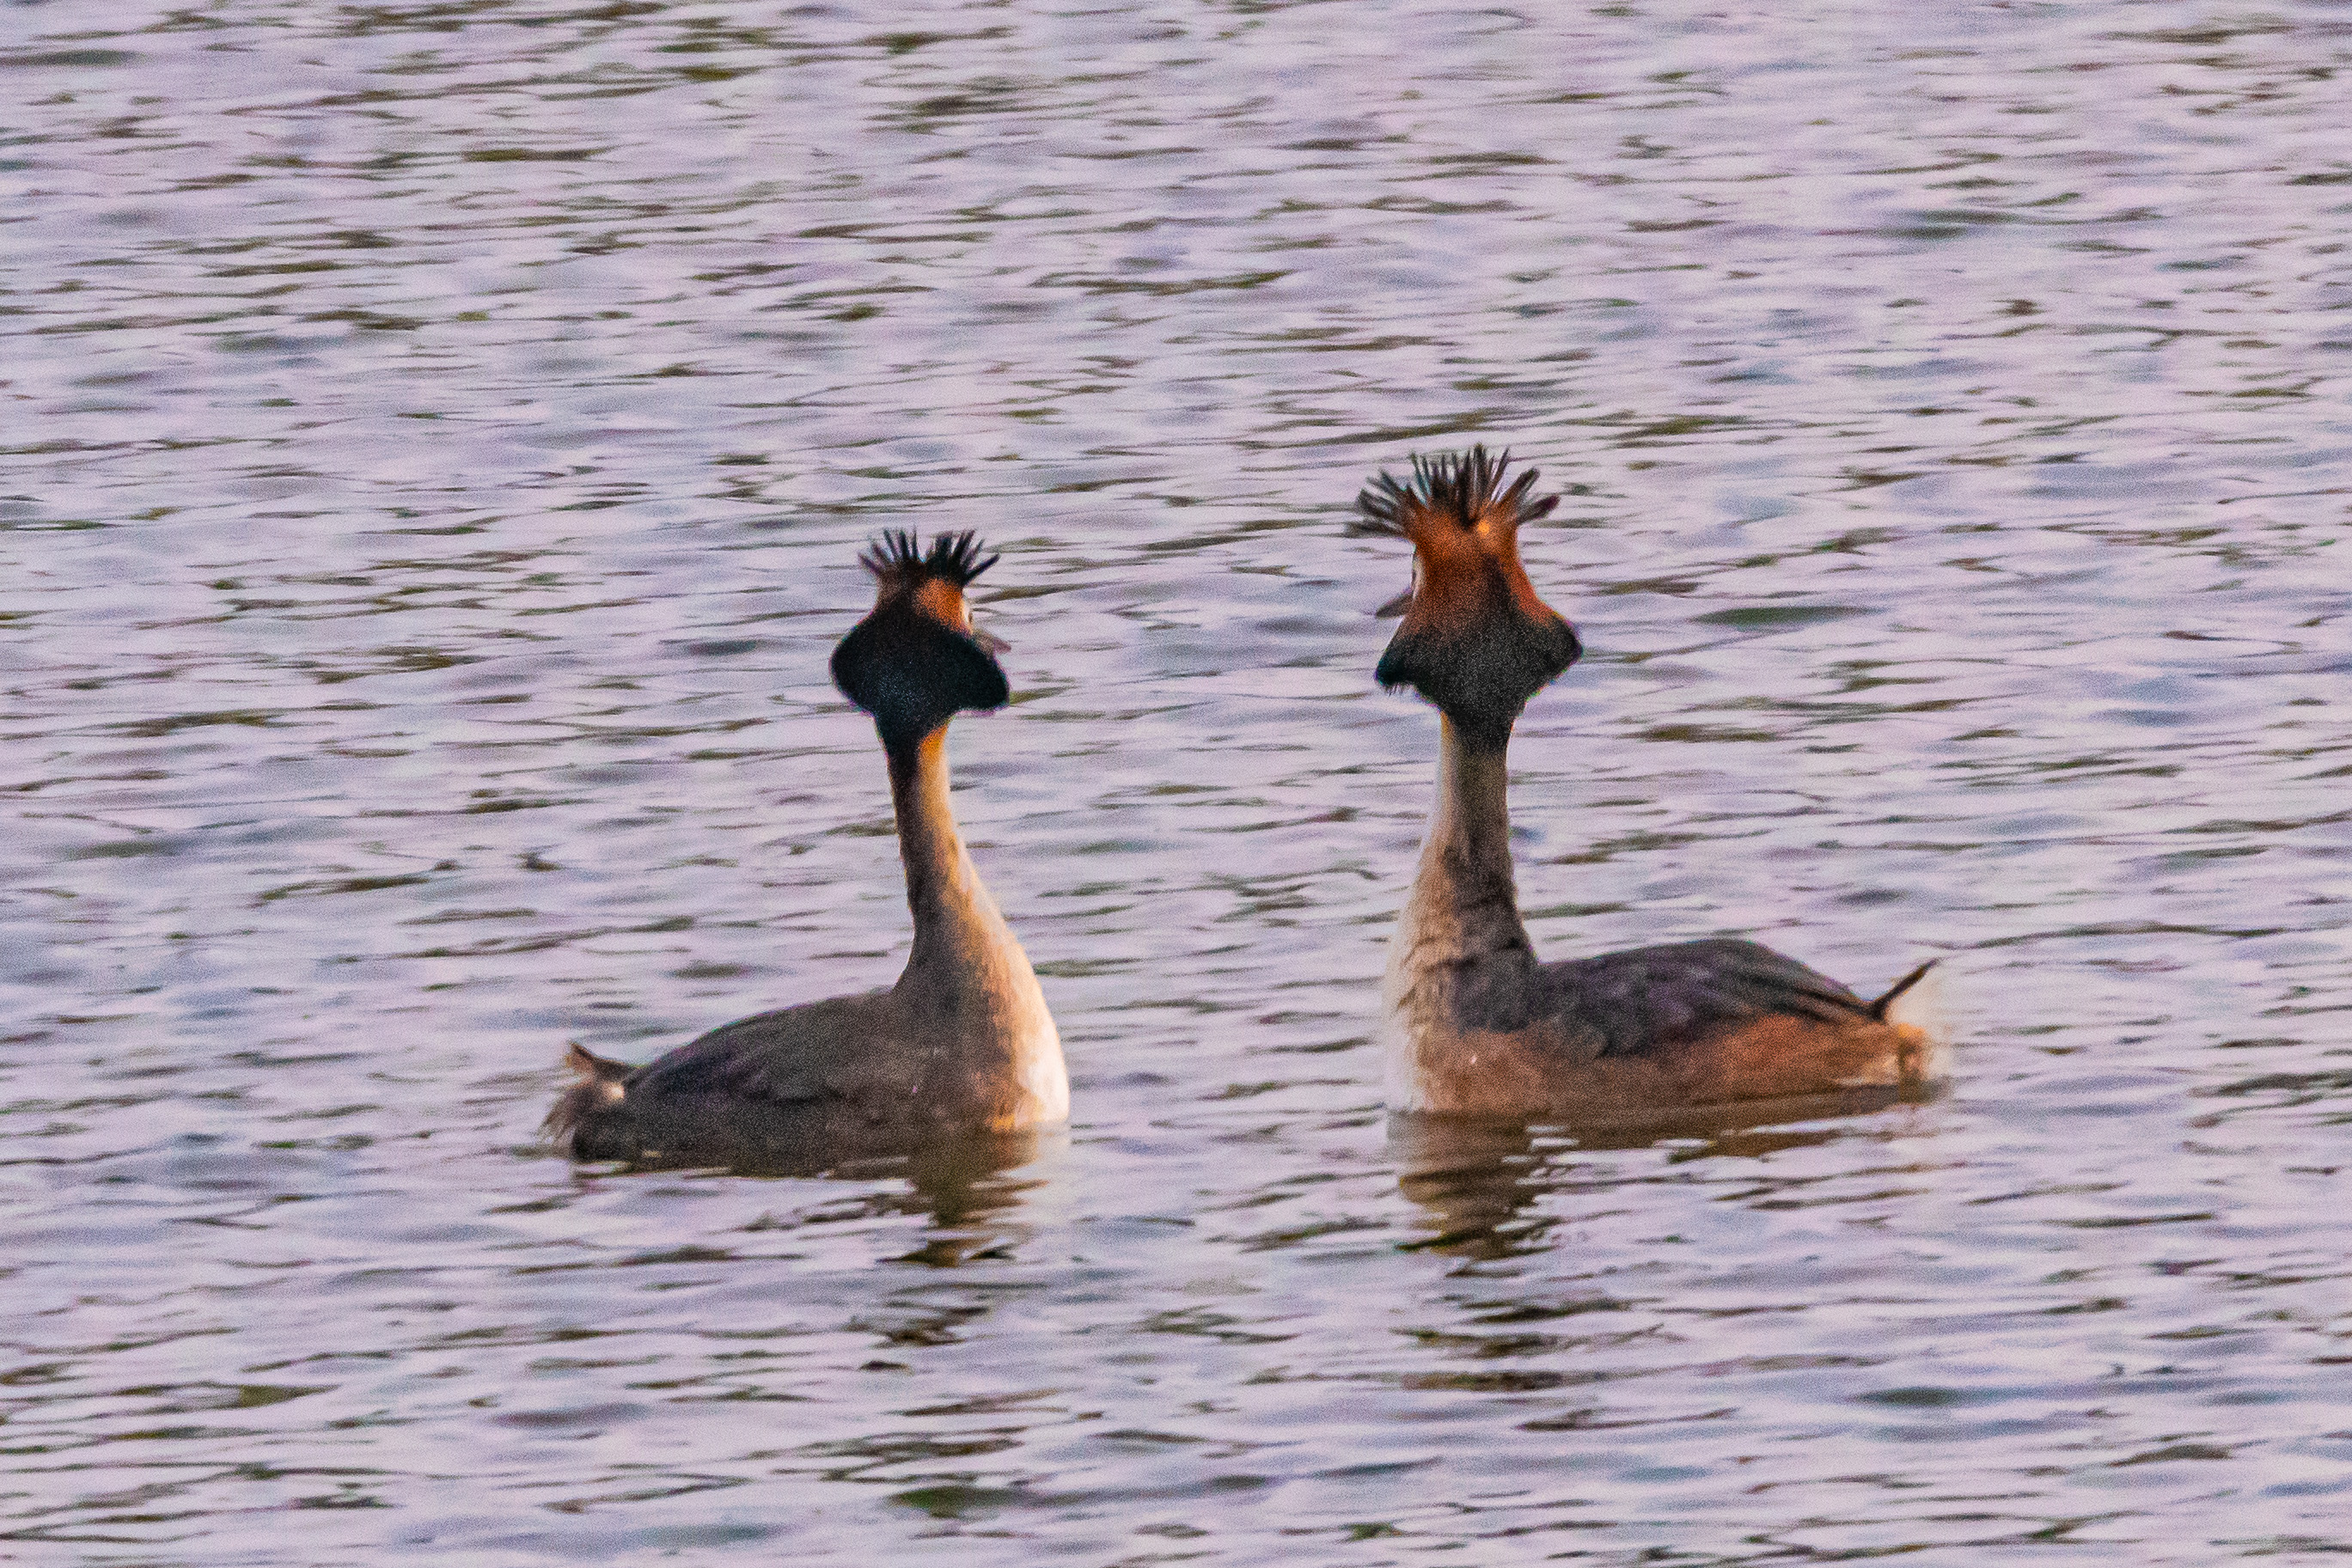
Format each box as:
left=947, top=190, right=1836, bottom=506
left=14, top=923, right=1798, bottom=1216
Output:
left=6, top=0, right=2350, bottom=1559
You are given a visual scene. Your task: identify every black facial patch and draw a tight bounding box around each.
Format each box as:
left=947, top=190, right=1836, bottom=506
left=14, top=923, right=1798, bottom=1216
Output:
left=1378, top=611, right=1581, bottom=753
left=831, top=600, right=1010, bottom=752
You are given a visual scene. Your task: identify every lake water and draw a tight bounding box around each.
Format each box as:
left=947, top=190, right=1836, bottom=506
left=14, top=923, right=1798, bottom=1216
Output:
left=5, top=0, right=2349, bottom=1560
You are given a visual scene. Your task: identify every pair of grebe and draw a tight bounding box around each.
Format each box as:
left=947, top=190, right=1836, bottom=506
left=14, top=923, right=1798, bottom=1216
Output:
left=548, top=449, right=1943, bottom=1166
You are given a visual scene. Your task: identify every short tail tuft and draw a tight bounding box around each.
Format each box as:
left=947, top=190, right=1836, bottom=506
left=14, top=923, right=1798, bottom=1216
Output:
left=542, top=1043, right=632, bottom=1146
left=1867, top=961, right=1935, bottom=1022
left=1871, top=961, right=1951, bottom=1082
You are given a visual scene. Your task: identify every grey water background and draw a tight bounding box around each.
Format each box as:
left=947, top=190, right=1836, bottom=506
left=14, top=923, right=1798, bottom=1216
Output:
left=4, top=0, right=2349, bottom=1559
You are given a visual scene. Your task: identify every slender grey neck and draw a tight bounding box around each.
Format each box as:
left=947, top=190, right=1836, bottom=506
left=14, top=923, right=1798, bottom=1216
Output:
left=1402, top=716, right=1539, bottom=982
left=885, top=725, right=1020, bottom=994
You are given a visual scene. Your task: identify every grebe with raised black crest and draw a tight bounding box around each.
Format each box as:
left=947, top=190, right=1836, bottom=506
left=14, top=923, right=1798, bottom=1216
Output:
left=1352, top=448, right=1945, bottom=1120
left=547, top=531, right=1066, bottom=1167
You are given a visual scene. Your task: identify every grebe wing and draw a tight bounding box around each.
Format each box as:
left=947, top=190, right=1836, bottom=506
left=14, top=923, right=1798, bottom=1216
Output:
left=1539, top=937, right=1871, bottom=1059
left=626, top=991, right=889, bottom=1107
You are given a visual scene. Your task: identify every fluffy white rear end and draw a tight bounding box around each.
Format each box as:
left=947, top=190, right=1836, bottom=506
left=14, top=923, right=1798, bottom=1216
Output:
left=1884, top=961, right=1953, bottom=1081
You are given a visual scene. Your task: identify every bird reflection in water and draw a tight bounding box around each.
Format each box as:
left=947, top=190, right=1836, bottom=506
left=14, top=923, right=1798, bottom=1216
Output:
left=584, top=1126, right=1060, bottom=1266
left=889, top=1129, right=1056, bottom=1266
left=1390, top=1083, right=1940, bottom=1258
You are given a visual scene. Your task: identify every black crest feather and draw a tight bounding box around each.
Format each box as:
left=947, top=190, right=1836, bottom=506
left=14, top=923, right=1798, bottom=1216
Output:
left=858, top=528, right=999, bottom=589
left=1348, top=445, right=1551, bottom=538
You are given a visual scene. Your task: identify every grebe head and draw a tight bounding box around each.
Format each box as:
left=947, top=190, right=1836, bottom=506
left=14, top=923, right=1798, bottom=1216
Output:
left=830, top=529, right=1011, bottom=751
left=1349, top=446, right=1581, bottom=752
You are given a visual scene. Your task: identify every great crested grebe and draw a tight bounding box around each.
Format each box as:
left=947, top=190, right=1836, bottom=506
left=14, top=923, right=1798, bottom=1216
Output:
left=1351, top=448, right=1945, bottom=1120
left=547, top=530, right=1066, bottom=1166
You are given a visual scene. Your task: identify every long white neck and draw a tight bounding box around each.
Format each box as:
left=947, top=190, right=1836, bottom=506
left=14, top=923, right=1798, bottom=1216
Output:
left=1381, top=717, right=1542, bottom=1102
left=1406, top=717, right=1539, bottom=967
left=888, top=727, right=1023, bottom=992
left=883, top=726, right=1066, bottom=1122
